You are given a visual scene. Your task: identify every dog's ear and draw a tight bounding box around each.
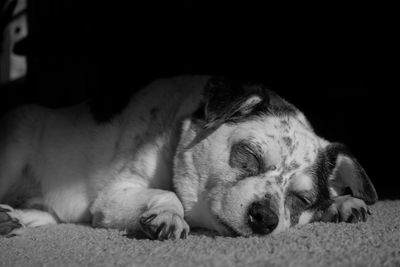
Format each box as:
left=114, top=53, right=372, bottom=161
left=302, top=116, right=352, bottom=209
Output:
left=204, top=77, right=264, bottom=128
left=322, top=143, right=378, bottom=204
left=201, top=77, right=296, bottom=128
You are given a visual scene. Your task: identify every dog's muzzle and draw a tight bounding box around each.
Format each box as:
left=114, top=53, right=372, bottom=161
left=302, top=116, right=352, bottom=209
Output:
left=248, top=200, right=279, bottom=235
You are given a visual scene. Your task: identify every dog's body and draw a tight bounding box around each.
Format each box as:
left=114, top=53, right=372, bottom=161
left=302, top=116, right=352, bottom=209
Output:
left=0, top=76, right=377, bottom=239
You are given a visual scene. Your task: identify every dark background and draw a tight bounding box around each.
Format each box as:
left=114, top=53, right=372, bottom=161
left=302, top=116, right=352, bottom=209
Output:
left=1, top=1, right=398, bottom=198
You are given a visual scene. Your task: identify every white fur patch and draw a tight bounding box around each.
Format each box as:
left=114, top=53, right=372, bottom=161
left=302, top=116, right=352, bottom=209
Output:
left=298, top=210, right=314, bottom=225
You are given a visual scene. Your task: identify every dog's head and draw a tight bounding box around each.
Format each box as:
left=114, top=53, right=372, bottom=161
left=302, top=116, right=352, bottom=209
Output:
left=174, top=77, right=377, bottom=236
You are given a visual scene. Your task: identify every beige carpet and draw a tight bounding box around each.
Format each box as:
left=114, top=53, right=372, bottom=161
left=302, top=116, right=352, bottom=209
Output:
left=1, top=201, right=399, bottom=267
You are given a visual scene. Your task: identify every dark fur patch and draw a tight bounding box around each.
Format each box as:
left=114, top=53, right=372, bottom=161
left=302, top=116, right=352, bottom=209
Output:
left=282, top=136, right=293, bottom=147
left=286, top=161, right=300, bottom=172
left=305, top=149, right=341, bottom=216
left=280, top=119, right=289, bottom=126
left=285, top=151, right=337, bottom=226
left=275, top=175, right=283, bottom=184
left=203, top=77, right=298, bottom=128
left=192, top=102, right=206, bottom=121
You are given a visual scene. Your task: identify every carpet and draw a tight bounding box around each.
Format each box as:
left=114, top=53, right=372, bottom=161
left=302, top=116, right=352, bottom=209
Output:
left=1, top=201, right=399, bottom=267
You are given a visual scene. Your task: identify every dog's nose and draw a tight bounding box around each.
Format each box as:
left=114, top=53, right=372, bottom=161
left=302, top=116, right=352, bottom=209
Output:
left=248, top=201, right=279, bottom=235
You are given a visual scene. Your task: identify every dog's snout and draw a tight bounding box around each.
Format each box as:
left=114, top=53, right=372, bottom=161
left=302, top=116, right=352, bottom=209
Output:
left=248, top=201, right=278, bottom=235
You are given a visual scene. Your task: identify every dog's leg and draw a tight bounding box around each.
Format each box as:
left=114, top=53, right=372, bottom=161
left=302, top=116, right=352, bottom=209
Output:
left=91, top=181, right=189, bottom=240
left=0, top=204, right=59, bottom=236
left=320, top=195, right=371, bottom=223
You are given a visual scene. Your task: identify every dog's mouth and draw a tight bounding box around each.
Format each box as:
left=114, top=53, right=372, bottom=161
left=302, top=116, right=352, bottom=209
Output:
left=214, top=216, right=241, bottom=237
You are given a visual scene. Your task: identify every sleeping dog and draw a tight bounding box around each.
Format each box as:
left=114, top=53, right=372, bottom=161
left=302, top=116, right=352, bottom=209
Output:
left=0, top=76, right=377, bottom=239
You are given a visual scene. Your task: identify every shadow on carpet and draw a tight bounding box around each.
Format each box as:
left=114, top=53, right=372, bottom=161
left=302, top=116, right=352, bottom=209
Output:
left=1, top=201, right=399, bottom=267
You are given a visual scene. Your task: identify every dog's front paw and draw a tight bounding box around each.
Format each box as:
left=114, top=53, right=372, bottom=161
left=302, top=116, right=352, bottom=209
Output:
left=321, top=195, right=371, bottom=223
left=139, top=210, right=190, bottom=240
left=0, top=205, right=23, bottom=236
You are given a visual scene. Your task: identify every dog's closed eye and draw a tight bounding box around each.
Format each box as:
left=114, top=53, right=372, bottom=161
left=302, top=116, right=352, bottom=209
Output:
left=287, top=191, right=314, bottom=210
left=229, top=142, right=262, bottom=176
left=294, top=193, right=312, bottom=207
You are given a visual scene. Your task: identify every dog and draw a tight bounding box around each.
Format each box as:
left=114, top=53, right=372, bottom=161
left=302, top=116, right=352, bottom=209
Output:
left=0, top=76, right=377, bottom=240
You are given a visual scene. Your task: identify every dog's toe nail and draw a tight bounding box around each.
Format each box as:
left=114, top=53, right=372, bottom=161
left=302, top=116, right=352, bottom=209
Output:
left=346, top=214, right=355, bottom=223
left=167, top=230, right=175, bottom=240
left=360, top=208, right=367, bottom=221
left=351, top=208, right=360, bottom=221
left=367, top=208, right=372, bottom=215
left=156, top=223, right=166, bottom=240
left=180, top=230, right=187, bottom=239
left=166, top=225, right=176, bottom=240
left=140, top=214, right=157, bottom=225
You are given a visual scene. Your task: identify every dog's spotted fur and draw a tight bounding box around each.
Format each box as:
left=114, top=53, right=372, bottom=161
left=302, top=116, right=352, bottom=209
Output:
left=0, top=76, right=377, bottom=239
